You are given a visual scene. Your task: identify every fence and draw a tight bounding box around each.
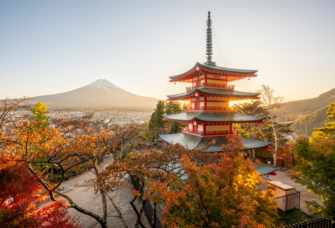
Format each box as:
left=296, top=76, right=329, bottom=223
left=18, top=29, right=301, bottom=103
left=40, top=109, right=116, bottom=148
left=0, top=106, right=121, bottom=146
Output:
left=130, top=175, right=162, bottom=228
left=275, top=190, right=300, bottom=211
left=284, top=217, right=334, bottom=228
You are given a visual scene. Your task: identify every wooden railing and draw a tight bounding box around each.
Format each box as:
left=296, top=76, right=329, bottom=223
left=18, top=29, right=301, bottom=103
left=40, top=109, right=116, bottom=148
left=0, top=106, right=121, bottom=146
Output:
left=185, top=107, right=235, bottom=111
left=182, top=128, right=238, bottom=136
left=186, top=83, right=230, bottom=91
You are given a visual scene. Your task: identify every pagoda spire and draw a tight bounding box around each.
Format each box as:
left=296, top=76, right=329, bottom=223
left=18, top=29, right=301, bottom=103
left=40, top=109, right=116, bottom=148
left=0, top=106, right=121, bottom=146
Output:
left=204, top=11, right=216, bottom=66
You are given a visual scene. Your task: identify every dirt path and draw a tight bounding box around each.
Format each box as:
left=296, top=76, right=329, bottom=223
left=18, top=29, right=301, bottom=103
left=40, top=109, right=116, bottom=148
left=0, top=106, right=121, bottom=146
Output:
left=39, top=157, right=149, bottom=228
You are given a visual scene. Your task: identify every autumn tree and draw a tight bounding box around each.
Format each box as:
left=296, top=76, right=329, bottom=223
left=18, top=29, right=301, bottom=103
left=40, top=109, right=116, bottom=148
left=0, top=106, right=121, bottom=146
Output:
left=30, top=101, right=50, bottom=129
left=0, top=98, right=143, bottom=228
left=0, top=154, right=80, bottom=228
left=290, top=137, right=335, bottom=220
left=312, top=103, right=335, bottom=139
left=98, top=135, right=279, bottom=228
left=258, top=85, right=287, bottom=166
left=234, top=100, right=292, bottom=163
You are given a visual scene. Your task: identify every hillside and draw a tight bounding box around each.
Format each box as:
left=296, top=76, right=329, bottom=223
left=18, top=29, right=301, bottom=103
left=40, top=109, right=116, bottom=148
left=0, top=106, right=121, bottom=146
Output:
left=30, top=79, right=159, bottom=111
left=291, top=106, right=330, bottom=136
left=280, top=88, right=335, bottom=115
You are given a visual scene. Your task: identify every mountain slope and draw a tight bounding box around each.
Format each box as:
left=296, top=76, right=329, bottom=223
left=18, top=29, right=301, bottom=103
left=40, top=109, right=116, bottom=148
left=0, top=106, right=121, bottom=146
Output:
left=280, top=88, right=335, bottom=115
left=292, top=106, right=330, bottom=136
left=32, top=79, right=158, bottom=110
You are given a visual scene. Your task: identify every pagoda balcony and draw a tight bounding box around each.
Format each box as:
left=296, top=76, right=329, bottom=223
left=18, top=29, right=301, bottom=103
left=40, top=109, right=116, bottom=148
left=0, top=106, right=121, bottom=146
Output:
left=182, top=128, right=239, bottom=137
left=185, top=106, right=235, bottom=112
left=185, top=83, right=235, bottom=91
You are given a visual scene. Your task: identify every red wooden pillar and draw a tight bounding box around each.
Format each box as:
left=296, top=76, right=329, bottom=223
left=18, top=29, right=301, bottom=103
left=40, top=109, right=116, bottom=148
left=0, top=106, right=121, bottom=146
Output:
left=204, top=124, right=206, bottom=136
left=204, top=96, right=207, bottom=111
left=230, top=123, right=232, bottom=134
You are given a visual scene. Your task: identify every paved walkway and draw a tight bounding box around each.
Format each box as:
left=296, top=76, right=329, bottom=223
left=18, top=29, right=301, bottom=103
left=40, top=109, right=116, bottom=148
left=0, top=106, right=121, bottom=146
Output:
left=258, top=168, right=323, bottom=214
left=39, top=157, right=149, bottom=228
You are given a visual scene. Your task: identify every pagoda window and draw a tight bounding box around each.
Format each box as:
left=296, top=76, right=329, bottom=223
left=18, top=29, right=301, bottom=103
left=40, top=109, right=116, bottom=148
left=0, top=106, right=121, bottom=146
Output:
left=188, top=123, right=193, bottom=130
left=200, top=102, right=205, bottom=109
left=198, top=125, right=204, bottom=133
left=199, top=75, right=205, bottom=79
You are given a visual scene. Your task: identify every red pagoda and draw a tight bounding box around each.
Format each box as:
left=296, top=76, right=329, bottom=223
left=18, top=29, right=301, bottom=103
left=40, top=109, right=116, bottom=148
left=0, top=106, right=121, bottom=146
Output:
left=159, top=12, right=271, bottom=154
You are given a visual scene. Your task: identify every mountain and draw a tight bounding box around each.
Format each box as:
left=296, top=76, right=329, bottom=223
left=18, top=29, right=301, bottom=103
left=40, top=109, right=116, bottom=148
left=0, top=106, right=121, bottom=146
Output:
left=31, top=79, right=159, bottom=111
left=280, top=88, right=335, bottom=115
left=291, top=106, right=330, bottom=136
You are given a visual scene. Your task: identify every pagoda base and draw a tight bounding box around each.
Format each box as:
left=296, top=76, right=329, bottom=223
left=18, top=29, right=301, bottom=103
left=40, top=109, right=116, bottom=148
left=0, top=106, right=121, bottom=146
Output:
left=159, top=132, right=271, bottom=152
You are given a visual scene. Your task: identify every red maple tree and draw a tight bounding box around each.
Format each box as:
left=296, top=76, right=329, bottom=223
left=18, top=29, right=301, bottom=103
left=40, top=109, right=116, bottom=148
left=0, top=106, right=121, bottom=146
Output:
left=0, top=154, right=80, bottom=228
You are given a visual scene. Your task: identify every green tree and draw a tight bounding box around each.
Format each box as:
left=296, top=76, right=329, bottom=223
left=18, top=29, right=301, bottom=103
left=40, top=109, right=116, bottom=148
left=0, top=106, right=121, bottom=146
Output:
left=290, top=137, right=335, bottom=220
left=165, top=101, right=184, bottom=133
left=30, top=101, right=50, bottom=129
left=149, top=100, right=166, bottom=130
left=312, top=103, right=335, bottom=139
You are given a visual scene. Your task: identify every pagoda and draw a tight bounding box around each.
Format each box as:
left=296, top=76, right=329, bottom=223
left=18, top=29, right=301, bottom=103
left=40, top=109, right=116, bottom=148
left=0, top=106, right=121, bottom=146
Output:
left=159, top=12, right=271, bottom=154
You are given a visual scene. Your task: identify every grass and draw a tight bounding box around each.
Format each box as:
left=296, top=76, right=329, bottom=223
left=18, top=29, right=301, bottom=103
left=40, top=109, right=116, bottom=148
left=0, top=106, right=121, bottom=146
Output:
left=277, top=208, right=320, bottom=226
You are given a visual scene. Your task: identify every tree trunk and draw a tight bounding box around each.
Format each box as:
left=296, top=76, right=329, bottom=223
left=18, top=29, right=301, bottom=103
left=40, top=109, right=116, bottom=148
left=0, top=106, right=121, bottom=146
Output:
left=105, top=191, right=128, bottom=228
left=93, top=162, right=108, bottom=227
left=270, top=117, right=278, bottom=167
left=290, top=147, right=295, bottom=167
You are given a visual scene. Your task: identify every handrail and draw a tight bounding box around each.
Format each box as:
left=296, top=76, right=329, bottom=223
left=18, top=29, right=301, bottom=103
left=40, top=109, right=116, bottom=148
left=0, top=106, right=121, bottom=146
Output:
left=185, top=107, right=235, bottom=111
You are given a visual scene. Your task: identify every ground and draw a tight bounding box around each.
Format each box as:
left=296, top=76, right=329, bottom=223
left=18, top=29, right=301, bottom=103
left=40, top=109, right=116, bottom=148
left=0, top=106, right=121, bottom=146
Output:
left=39, top=157, right=149, bottom=228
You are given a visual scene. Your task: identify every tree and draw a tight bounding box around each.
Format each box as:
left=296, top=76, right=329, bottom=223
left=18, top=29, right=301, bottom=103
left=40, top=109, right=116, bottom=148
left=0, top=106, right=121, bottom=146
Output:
left=312, top=103, right=335, bottom=139
left=0, top=98, right=143, bottom=228
left=258, top=85, right=285, bottom=166
left=98, top=135, right=279, bottom=228
left=0, top=154, right=79, bottom=228
left=165, top=101, right=184, bottom=133
left=159, top=136, right=278, bottom=228
left=149, top=100, right=166, bottom=130
left=290, top=137, right=335, bottom=220
left=234, top=100, right=292, bottom=163
left=30, top=101, right=50, bottom=129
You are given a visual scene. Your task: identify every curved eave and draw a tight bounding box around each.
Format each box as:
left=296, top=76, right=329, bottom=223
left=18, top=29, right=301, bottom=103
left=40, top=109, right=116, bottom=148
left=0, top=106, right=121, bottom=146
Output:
left=169, top=62, right=258, bottom=82
left=159, top=133, right=271, bottom=152
left=163, top=112, right=266, bottom=123
left=167, top=88, right=261, bottom=100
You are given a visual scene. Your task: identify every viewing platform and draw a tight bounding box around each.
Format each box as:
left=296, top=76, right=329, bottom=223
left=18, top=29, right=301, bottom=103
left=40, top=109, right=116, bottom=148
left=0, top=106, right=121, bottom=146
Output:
left=185, top=106, right=235, bottom=112
left=182, top=128, right=239, bottom=137
left=186, top=83, right=235, bottom=91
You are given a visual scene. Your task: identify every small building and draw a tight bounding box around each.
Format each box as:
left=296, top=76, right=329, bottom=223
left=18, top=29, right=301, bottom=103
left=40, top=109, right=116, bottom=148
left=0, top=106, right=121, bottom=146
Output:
left=267, top=180, right=299, bottom=211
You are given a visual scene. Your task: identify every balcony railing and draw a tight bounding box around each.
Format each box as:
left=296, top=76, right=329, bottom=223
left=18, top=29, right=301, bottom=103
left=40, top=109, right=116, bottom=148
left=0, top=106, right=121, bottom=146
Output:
left=185, top=107, right=235, bottom=111
left=185, top=83, right=235, bottom=91
left=182, top=128, right=239, bottom=136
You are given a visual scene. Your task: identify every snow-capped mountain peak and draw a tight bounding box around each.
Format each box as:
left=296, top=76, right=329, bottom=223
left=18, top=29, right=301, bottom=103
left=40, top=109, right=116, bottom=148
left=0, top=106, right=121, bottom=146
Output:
left=83, top=79, right=126, bottom=92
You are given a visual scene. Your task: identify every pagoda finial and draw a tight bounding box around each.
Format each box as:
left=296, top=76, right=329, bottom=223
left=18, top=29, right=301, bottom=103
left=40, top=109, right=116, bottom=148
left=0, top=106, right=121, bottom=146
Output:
left=204, top=11, right=216, bottom=66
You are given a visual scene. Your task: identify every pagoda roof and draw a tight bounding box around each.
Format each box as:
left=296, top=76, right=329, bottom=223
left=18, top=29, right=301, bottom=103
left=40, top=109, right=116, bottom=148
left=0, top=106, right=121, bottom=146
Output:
left=167, top=88, right=261, bottom=100
left=164, top=112, right=265, bottom=123
left=159, top=133, right=271, bottom=152
left=169, top=62, right=258, bottom=82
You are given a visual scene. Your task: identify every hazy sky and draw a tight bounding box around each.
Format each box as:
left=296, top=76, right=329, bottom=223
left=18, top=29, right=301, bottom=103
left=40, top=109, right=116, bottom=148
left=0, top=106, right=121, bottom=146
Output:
left=1, top=0, right=334, bottom=102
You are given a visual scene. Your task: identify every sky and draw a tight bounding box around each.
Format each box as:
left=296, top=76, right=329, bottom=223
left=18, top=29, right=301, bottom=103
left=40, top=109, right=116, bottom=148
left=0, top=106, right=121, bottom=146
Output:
left=1, top=0, right=334, bottom=102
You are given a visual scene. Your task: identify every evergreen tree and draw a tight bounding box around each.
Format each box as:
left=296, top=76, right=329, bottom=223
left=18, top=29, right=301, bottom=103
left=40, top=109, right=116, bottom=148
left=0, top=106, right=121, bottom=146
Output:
left=165, top=101, right=184, bottom=133
left=149, top=100, right=166, bottom=129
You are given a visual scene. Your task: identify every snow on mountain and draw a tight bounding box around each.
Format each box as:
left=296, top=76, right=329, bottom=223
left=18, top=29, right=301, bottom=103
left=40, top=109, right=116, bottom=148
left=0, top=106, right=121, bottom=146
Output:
left=83, top=79, right=128, bottom=93
left=31, top=79, right=158, bottom=110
